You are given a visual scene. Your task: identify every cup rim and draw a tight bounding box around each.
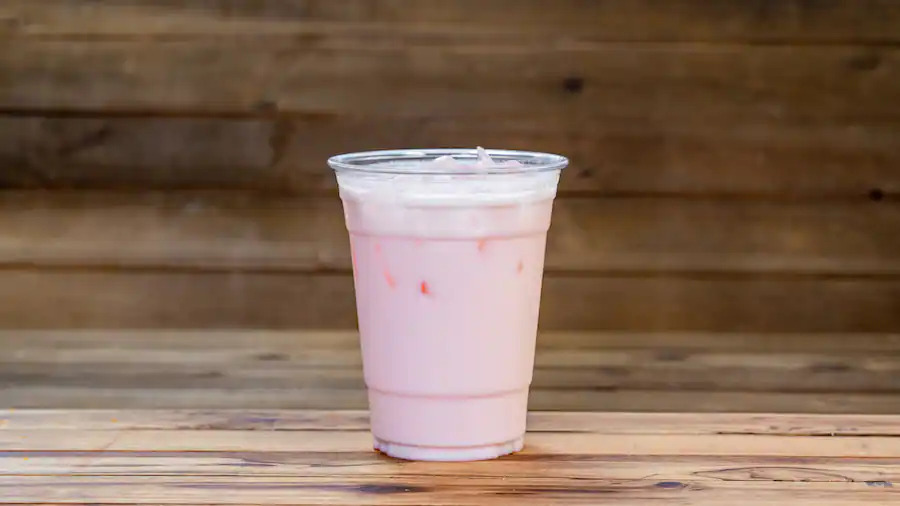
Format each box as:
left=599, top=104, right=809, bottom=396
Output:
left=328, top=148, right=568, bottom=175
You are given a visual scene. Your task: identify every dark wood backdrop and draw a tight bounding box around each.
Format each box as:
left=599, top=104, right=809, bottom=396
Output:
left=0, top=0, right=898, bottom=332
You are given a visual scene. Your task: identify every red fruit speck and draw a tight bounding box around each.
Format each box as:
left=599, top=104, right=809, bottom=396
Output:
left=517, top=260, right=524, bottom=274
left=384, top=270, right=396, bottom=288
left=420, top=281, right=430, bottom=295
left=477, top=239, right=488, bottom=252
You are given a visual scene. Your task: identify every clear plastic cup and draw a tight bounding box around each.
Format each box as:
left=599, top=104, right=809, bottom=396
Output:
left=329, top=149, right=567, bottom=461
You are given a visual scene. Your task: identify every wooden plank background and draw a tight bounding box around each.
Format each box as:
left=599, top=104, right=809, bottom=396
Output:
left=0, top=0, right=898, bottom=331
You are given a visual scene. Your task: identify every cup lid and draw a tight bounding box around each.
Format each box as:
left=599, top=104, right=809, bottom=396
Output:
left=328, top=148, right=568, bottom=175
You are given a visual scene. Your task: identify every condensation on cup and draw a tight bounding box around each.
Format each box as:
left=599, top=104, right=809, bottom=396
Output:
left=329, top=148, right=568, bottom=461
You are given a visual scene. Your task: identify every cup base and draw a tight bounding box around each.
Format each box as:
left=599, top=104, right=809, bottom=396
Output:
left=374, top=436, right=524, bottom=462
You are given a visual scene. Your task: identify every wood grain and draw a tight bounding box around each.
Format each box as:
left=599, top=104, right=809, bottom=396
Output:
left=7, top=409, right=900, bottom=434
left=3, top=0, right=899, bottom=42
left=3, top=354, right=898, bottom=393
left=2, top=475, right=896, bottom=505
left=0, top=0, right=896, bottom=433
left=2, top=116, right=898, bottom=196
left=4, top=430, right=900, bottom=456
left=4, top=385, right=899, bottom=413
left=1, top=192, right=898, bottom=275
left=3, top=331, right=900, bottom=393
left=1, top=191, right=896, bottom=330
left=0, top=410, right=898, bottom=505
left=1, top=1, right=897, bottom=200
left=2, top=40, right=896, bottom=121
left=1, top=331, right=898, bottom=412
left=1, top=270, right=898, bottom=331
left=3, top=329, right=900, bottom=353
left=4, top=453, right=900, bottom=481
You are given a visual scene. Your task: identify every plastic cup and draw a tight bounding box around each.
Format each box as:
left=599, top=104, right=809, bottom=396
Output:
left=329, top=149, right=567, bottom=461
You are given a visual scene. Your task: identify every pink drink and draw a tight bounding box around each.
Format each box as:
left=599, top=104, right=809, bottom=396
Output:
left=330, top=149, right=567, bottom=461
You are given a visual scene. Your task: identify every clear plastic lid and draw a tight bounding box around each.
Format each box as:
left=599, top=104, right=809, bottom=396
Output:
left=328, top=148, right=568, bottom=175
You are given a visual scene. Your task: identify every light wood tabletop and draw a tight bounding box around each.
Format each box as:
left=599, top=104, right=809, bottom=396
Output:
left=1, top=409, right=897, bottom=505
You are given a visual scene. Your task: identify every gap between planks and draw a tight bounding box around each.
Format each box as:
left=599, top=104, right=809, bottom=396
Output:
left=4, top=410, right=900, bottom=435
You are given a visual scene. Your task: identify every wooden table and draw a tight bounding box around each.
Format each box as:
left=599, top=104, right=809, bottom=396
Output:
left=3, top=330, right=899, bottom=414
left=1, top=410, right=898, bottom=505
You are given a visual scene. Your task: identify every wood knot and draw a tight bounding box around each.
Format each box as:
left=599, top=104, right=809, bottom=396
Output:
left=562, top=76, right=584, bottom=94
left=255, top=352, right=289, bottom=362
left=846, top=52, right=881, bottom=71
left=357, top=484, right=425, bottom=494
left=655, top=481, right=686, bottom=489
left=695, top=466, right=853, bottom=482
left=254, top=100, right=279, bottom=114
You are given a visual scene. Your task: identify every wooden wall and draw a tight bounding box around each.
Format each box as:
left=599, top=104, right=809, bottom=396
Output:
left=0, top=0, right=898, bottom=331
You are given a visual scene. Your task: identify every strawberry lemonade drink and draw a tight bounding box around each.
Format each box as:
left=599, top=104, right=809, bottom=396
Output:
left=329, top=148, right=567, bottom=461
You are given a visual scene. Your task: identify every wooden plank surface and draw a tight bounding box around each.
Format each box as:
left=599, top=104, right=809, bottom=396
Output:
left=2, top=475, right=896, bottom=505
left=5, top=429, right=900, bottom=456
left=2, top=1, right=898, bottom=198
left=7, top=409, right=900, bottom=434
left=3, top=40, right=896, bottom=122
left=1, top=410, right=898, bottom=505
left=1, top=270, right=899, bottom=331
left=2, top=116, right=898, bottom=196
left=5, top=386, right=898, bottom=414
left=1, top=331, right=898, bottom=413
left=1, top=192, right=898, bottom=274
left=0, top=191, right=897, bottom=331
left=3, top=0, right=899, bottom=42
left=5, top=352, right=899, bottom=393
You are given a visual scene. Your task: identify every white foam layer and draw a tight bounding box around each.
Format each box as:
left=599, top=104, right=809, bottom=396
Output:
left=336, top=147, right=561, bottom=207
